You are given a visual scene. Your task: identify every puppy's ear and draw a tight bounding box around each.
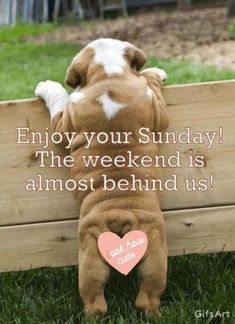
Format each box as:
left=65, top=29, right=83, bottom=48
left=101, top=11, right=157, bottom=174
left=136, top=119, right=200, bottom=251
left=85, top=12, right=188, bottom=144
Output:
left=125, top=45, right=147, bottom=71
left=65, top=47, right=93, bottom=89
left=65, top=63, right=82, bottom=89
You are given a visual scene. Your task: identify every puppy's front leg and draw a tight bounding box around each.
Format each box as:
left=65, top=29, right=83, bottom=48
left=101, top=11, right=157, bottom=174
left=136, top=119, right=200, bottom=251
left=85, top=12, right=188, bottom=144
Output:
left=140, top=67, right=169, bottom=132
left=140, top=67, right=167, bottom=82
left=35, top=80, right=69, bottom=118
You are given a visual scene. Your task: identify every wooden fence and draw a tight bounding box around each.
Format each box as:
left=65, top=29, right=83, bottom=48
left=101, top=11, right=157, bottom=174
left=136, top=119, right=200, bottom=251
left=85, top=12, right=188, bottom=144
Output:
left=0, top=80, right=235, bottom=272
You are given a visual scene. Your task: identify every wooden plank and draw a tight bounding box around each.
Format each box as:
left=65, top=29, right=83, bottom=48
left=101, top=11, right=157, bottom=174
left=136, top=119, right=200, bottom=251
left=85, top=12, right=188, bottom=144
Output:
left=0, top=81, right=235, bottom=225
left=9, top=0, right=17, bottom=25
left=159, top=80, right=235, bottom=210
left=0, top=220, right=78, bottom=272
left=0, top=0, right=11, bottom=25
left=0, top=205, right=234, bottom=272
left=22, top=0, right=34, bottom=23
left=0, top=169, right=79, bottom=226
left=0, top=98, right=79, bottom=226
left=166, top=205, right=235, bottom=256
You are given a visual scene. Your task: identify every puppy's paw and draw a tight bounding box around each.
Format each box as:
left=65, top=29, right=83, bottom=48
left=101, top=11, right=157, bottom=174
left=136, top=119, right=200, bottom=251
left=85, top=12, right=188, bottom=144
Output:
left=84, top=295, right=108, bottom=316
left=141, top=67, right=167, bottom=81
left=35, top=80, right=69, bottom=117
left=35, top=80, right=65, bottom=98
left=135, top=291, right=161, bottom=317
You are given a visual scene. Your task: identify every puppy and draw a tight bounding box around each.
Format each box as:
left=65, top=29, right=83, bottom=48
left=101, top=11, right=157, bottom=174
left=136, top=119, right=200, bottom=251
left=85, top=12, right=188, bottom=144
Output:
left=35, top=38, right=169, bottom=316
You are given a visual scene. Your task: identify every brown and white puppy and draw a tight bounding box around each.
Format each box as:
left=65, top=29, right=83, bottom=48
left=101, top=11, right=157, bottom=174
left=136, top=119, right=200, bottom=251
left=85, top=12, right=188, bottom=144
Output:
left=35, top=38, right=169, bottom=316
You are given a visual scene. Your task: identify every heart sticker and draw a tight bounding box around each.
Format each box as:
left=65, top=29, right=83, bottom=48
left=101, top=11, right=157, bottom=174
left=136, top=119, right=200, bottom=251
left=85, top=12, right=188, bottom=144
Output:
left=98, top=231, right=148, bottom=275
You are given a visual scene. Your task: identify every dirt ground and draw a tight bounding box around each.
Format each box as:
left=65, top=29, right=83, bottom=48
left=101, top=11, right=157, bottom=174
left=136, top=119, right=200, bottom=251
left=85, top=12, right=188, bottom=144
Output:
left=28, top=6, right=235, bottom=70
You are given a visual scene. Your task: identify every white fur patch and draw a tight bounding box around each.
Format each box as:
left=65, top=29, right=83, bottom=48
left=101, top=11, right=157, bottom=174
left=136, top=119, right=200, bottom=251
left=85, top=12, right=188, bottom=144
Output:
left=146, top=86, right=153, bottom=98
left=70, top=92, right=85, bottom=103
left=97, top=92, right=126, bottom=120
left=87, top=38, right=132, bottom=76
left=35, top=80, right=69, bottom=118
left=141, top=67, right=167, bottom=81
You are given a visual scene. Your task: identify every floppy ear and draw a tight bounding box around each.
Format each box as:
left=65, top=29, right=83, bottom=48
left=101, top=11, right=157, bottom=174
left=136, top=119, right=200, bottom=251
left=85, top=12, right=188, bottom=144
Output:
left=65, top=63, right=82, bottom=89
left=125, top=45, right=147, bottom=71
left=65, top=47, right=94, bottom=89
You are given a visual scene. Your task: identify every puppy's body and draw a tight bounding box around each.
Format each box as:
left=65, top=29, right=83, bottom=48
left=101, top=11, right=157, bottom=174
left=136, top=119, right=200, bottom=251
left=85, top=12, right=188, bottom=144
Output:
left=35, top=39, right=169, bottom=316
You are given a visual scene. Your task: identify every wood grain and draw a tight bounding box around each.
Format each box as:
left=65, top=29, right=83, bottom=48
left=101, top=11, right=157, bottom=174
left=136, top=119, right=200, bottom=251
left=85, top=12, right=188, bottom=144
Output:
left=0, top=205, right=234, bottom=272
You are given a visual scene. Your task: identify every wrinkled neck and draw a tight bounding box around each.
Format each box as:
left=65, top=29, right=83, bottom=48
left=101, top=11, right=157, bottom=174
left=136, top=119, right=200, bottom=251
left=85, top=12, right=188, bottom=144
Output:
left=86, top=64, right=134, bottom=86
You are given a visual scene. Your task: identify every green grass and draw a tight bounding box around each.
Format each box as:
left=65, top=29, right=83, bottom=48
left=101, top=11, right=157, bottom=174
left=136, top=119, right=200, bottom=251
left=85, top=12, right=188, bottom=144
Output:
left=1, top=42, right=235, bottom=101
left=0, top=23, right=55, bottom=42
left=0, top=42, right=79, bottom=100
left=147, top=57, right=235, bottom=85
left=0, top=25, right=235, bottom=323
left=0, top=254, right=234, bottom=323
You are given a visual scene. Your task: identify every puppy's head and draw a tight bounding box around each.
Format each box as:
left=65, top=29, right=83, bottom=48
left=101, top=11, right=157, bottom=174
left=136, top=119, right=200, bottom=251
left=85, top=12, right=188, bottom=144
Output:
left=65, top=38, right=146, bottom=89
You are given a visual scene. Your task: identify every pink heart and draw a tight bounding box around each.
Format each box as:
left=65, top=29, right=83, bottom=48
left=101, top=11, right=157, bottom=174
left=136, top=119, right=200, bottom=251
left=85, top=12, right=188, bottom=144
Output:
left=98, top=231, right=148, bottom=275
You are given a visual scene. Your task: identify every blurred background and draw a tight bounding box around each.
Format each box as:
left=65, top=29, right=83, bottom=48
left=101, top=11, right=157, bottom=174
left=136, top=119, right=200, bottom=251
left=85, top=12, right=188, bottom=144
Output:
left=1, top=0, right=235, bottom=71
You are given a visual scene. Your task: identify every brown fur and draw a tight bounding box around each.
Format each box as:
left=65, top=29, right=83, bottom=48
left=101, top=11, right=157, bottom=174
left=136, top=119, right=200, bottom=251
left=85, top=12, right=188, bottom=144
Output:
left=51, top=42, right=169, bottom=316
